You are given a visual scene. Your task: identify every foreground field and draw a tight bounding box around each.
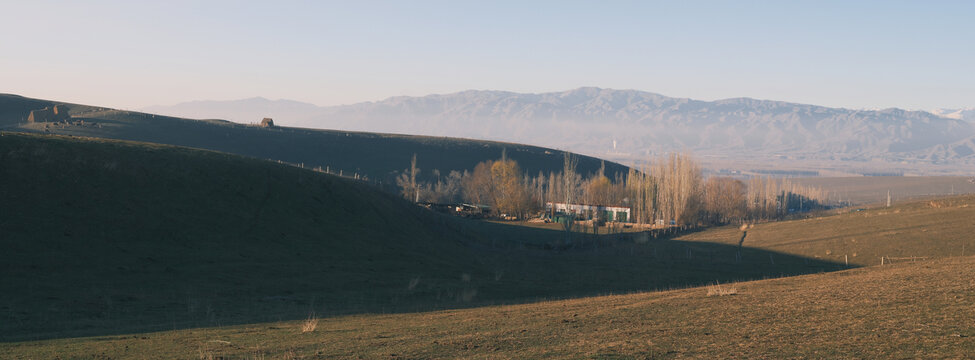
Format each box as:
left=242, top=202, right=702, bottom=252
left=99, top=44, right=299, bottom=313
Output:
left=6, top=255, right=972, bottom=359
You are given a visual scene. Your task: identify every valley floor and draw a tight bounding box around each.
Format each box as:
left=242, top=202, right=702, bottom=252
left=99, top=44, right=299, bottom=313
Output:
left=6, top=256, right=973, bottom=359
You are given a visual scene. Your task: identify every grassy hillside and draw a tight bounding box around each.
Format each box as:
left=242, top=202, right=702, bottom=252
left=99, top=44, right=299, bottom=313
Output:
left=0, top=132, right=483, bottom=340
left=7, top=255, right=972, bottom=359
left=0, top=133, right=841, bottom=342
left=0, top=94, right=629, bottom=186
left=677, top=195, right=975, bottom=266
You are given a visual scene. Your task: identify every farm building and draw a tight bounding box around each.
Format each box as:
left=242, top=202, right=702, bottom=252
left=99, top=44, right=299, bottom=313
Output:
left=418, top=202, right=489, bottom=218
left=546, top=202, right=630, bottom=223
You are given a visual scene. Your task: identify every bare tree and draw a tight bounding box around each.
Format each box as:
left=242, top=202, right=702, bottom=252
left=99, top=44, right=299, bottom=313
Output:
left=654, top=152, right=701, bottom=226
left=395, top=153, right=422, bottom=202
left=490, top=155, right=529, bottom=218
left=561, top=153, right=581, bottom=245
left=704, top=177, right=746, bottom=224
left=462, top=161, right=493, bottom=206
left=409, top=153, right=420, bottom=202
left=625, top=166, right=657, bottom=224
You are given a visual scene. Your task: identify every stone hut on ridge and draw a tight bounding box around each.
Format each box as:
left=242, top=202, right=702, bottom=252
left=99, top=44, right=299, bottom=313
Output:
left=27, top=105, right=70, bottom=123
left=260, top=117, right=274, bottom=128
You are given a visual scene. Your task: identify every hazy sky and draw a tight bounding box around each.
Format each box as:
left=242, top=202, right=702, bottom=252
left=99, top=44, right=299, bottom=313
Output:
left=2, top=1, right=973, bottom=110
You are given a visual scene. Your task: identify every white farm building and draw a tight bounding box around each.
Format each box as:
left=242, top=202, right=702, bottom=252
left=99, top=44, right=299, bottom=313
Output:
left=545, top=202, right=631, bottom=223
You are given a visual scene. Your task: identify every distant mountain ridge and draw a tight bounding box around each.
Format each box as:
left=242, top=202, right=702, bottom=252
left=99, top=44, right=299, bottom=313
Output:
left=143, top=88, right=975, bottom=168
left=931, top=108, right=975, bottom=123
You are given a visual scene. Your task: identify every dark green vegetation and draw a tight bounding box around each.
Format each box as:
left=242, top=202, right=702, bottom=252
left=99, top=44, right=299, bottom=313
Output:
left=0, top=94, right=628, bottom=187
left=0, top=133, right=841, bottom=342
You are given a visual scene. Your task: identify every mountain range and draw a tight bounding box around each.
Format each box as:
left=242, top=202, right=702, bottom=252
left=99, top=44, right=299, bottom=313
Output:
left=931, top=108, right=975, bottom=123
left=143, top=88, right=975, bottom=172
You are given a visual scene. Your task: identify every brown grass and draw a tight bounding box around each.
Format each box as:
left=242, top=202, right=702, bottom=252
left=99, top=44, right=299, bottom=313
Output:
left=300, top=314, right=317, bottom=333
left=677, top=194, right=975, bottom=267
left=706, top=282, right=738, bottom=297
left=8, top=255, right=974, bottom=359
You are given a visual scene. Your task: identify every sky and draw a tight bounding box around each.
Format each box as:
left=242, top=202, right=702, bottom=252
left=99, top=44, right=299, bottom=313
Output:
left=1, top=0, right=973, bottom=110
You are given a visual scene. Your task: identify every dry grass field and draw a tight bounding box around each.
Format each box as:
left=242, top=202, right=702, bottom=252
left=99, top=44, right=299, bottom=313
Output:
left=678, top=195, right=975, bottom=267
left=6, top=255, right=972, bottom=359
left=789, top=176, right=975, bottom=206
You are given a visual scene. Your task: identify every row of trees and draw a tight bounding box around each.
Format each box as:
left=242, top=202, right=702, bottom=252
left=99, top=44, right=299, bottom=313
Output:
left=396, top=151, right=829, bottom=226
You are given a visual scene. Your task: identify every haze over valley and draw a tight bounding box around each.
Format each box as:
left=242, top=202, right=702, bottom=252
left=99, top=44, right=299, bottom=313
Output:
left=3, top=1, right=975, bottom=358
left=144, top=88, right=975, bottom=175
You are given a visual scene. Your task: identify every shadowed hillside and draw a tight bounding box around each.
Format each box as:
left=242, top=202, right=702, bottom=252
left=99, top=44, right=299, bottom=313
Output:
left=9, top=256, right=971, bottom=359
left=0, top=94, right=629, bottom=187
left=0, top=133, right=840, bottom=341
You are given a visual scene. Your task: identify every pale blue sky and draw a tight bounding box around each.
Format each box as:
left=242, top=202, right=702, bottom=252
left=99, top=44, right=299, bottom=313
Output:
left=1, top=0, right=972, bottom=110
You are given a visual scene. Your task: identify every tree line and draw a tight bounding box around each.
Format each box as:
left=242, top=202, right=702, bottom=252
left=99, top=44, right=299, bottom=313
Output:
left=396, top=151, right=829, bottom=226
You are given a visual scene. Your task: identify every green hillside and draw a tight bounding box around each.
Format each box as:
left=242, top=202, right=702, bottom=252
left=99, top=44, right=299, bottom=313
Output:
left=0, top=133, right=840, bottom=341
left=0, top=94, right=629, bottom=186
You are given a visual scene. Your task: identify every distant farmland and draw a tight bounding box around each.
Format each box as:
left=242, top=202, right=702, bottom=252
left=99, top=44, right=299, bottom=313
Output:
left=788, top=176, right=975, bottom=205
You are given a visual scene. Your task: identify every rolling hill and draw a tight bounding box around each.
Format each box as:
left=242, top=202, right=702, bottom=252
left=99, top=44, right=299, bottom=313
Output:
left=0, top=133, right=838, bottom=342
left=4, top=133, right=974, bottom=356
left=0, top=94, right=629, bottom=188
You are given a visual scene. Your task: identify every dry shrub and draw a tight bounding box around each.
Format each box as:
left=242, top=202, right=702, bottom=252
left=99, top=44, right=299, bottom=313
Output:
left=301, top=314, right=318, bottom=333
left=198, top=347, right=214, bottom=360
left=706, top=282, right=738, bottom=297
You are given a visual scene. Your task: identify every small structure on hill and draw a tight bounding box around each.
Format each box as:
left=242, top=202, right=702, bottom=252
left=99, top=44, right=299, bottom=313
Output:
left=27, top=106, right=70, bottom=123
left=260, top=117, right=275, bottom=128
left=52, top=105, right=70, bottom=120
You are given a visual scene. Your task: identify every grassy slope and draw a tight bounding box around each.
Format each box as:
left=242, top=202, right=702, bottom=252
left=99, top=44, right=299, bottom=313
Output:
left=0, top=132, right=485, bottom=340
left=0, top=94, right=628, bottom=184
left=7, top=256, right=972, bottom=359
left=677, top=196, right=975, bottom=267
left=0, top=133, right=841, bottom=342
